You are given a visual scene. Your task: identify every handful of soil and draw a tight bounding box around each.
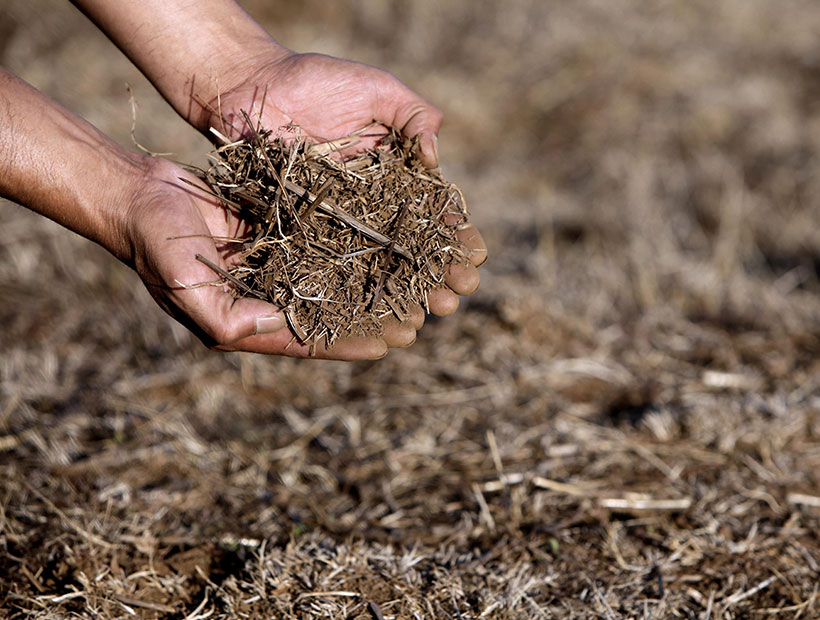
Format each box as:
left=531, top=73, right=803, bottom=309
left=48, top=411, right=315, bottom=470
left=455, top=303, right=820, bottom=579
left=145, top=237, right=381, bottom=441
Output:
left=194, top=122, right=471, bottom=349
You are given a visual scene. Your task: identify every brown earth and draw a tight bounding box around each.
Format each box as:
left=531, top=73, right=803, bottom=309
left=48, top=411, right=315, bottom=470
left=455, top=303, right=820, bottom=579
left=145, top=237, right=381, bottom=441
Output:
left=1, top=1, right=819, bottom=618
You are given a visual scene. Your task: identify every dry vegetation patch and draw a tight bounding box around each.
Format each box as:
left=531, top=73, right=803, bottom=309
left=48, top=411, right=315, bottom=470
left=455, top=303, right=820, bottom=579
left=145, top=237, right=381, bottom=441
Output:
left=193, top=123, right=469, bottom=348
left=1, top=0, right=820, bottom=618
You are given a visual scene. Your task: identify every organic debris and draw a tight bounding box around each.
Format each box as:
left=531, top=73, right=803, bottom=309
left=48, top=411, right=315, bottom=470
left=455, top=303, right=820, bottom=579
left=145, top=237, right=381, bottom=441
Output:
left=194, top=122, right=470, bottom=348
left=5, top=0, right=820, bottom=618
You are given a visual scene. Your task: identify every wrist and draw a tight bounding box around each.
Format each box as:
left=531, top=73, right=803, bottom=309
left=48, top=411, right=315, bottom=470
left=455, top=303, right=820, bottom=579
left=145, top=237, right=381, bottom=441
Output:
left=188, top=38, right=294, bottom=133
left=154, top=25, right=292, bottom=131
left=97, top=149, right=156, bottom=266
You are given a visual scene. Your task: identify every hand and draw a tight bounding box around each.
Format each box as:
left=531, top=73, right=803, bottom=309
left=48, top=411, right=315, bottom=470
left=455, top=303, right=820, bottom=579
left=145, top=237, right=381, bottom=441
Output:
left=203, top=51, right=488, bottom=342
left=126, top=158, right=391, bottom=359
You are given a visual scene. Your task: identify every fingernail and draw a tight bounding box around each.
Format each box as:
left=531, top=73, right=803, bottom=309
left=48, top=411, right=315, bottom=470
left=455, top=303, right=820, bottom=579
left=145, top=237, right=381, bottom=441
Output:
left=374, top=342, right=390, bottom=359
left=420, top=134, right=439, bottom=168
left=426, top=134, right=439, bottom=167
left=255, top=315, right=284, bottom=335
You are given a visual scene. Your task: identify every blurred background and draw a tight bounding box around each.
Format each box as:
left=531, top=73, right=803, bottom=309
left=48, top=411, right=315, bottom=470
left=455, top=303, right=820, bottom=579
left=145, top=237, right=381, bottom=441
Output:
left=1, top=1, right=819, bottom=618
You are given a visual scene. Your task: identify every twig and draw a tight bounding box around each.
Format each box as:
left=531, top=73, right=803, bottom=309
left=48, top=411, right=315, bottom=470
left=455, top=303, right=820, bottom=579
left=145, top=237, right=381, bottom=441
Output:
left=176, top=177, right=244, bottom=211
left=114, top=596, right=176, bottom=614
left=472, top=483, right=496, bottom=530
left=725, top=576, right=777, bottom=606
left=787, top=493, right=820, bottom=508
left=368, top=601, right=386, bottom=620
left=598, top=497, right=693, bottom=511
left=298, top=591, right=360, bottom=599
left=371, top=201, right=411, bottom=308
left=195, top=254, right=265, bottom=299
left=302, top=177, right=336, bottom=219
left=127, top=84, right=173, bottom=157
left=283, top=180, right=412, bottom=259
left=532, top=476, right=590, bottom=497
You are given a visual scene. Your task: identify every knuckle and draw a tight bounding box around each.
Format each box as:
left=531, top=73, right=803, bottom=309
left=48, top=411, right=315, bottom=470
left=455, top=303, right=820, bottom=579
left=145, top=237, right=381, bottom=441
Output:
left=210, top=322, right=245, bottom=347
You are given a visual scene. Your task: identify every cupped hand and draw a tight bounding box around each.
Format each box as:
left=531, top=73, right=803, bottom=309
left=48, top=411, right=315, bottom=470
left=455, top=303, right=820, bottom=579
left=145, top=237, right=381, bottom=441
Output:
left=126, top=158, right=389, bottom=360
left=198, top=51, right=488, bottom=336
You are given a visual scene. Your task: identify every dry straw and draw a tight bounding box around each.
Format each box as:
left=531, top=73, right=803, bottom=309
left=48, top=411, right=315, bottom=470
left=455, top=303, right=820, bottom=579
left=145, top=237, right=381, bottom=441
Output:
left=191, top=119, right=470, bottom=350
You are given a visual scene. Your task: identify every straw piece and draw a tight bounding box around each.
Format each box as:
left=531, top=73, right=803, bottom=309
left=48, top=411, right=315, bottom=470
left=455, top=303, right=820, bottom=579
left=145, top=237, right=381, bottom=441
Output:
left=282, top=180, right=412, bottom=259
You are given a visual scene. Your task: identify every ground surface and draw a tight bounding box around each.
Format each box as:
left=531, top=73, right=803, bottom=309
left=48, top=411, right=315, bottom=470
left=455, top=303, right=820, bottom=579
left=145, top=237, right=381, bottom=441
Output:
left=1, top=1, right=819, bottom=618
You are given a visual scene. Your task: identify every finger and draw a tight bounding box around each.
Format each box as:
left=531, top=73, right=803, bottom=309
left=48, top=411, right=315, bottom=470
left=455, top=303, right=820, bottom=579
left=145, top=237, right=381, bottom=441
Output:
left=177, top=275, right=386, bottom=359
left=407, top=303, right=425, bottom=330
left=417, top=133, right=439, bottom=169
left=376, top=77, right=443, bottom=168
left=148, top=232, right=288, bottom=348
left=381, top=316, right=417, bottom=348
left=444, top=262, right=480, bottom=296
left=441, top=211, right=488, bottom=267
left=183, top=285, right=287, bottom=347
left=457, top=224, right=488, bottom=267
left=322, top=336, right=389, bottom=360
left=191, top=277, right=387, bottom=359
left=218, top=329, right=388, bottom=360
left=427, top=287, right=459, bottom=317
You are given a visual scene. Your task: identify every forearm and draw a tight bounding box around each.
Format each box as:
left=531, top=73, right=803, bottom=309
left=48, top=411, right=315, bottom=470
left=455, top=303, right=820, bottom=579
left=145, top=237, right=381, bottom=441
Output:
left=0, top=67, right=147, bottom=262
left=69, top=0, right=290, bottom=130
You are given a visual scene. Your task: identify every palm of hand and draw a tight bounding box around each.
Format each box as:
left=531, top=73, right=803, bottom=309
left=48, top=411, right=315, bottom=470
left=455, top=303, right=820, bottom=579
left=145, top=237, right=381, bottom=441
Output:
left=211, top=53, right=440, bottom=162
left=128, top=161, right=256, bottom=342
left=218, top=54, right=380, bottom=140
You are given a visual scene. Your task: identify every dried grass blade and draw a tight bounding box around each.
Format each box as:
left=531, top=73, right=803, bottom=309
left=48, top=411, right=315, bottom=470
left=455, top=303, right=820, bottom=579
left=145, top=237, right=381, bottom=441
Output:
left=283, top=180, right=411, bottom=259
left=195, top=254, right=265, bottom=299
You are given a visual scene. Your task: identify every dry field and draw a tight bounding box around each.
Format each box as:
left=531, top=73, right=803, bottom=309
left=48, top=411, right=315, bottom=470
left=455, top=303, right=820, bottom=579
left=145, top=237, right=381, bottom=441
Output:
left=2, top=1, right=820, bottom=618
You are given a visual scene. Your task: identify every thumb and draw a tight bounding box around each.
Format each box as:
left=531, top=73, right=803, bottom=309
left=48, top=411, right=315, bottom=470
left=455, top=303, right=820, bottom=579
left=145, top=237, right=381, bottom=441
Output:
left=198, top=294, right=287, bottom=349
left=376, top=77, right=443, bottom=168
left=173, top=269, right=286, bottom=348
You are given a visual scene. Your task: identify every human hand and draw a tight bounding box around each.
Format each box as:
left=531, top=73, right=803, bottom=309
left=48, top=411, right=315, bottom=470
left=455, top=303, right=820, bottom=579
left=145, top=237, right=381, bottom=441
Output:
left=200, top=51, right=488, bottom=343
left=125, top=158, right=400, bottom=359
